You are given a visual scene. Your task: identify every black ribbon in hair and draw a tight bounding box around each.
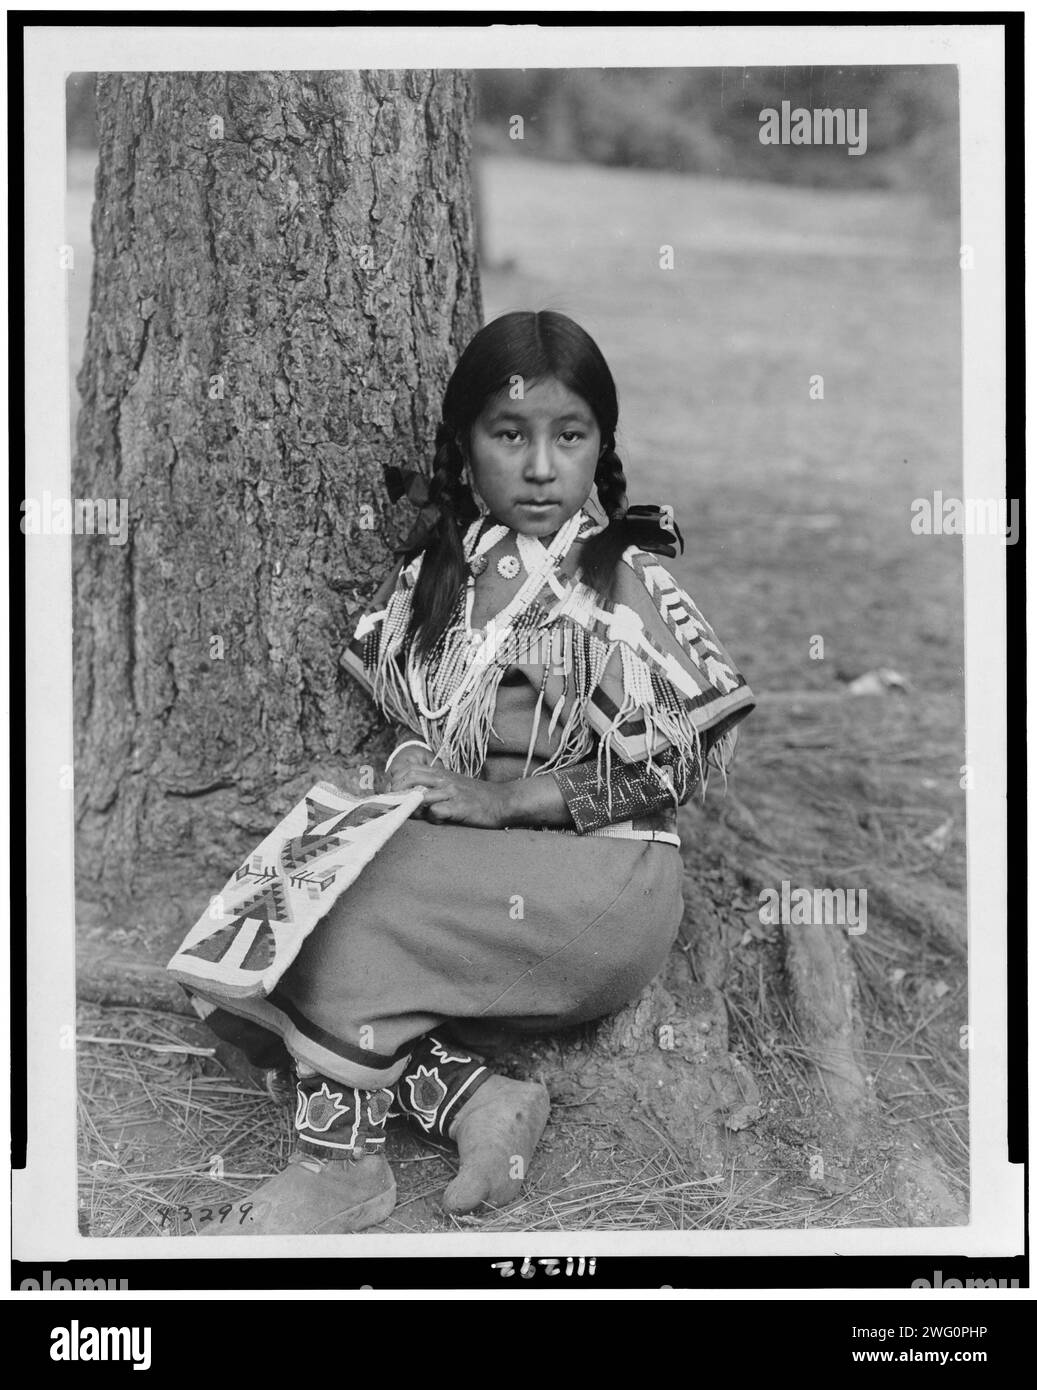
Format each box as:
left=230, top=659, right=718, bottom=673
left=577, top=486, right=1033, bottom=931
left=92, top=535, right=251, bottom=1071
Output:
left=383, top=465, right=441, bottom=556
left=384, top=464, right=480, bottom=558
left=622, top=503, right=685, bottom=558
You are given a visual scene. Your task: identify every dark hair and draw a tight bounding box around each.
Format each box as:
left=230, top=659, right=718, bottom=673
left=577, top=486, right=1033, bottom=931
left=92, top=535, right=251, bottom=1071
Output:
left=408, top=310, right=634, bottom=657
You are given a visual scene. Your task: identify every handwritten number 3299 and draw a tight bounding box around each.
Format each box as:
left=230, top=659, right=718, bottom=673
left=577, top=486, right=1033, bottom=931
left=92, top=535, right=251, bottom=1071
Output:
left=160, top=1200, right=254, bottom=1230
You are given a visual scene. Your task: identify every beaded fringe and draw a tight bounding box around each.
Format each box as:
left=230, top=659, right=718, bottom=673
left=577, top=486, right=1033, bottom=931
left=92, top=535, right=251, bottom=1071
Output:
left=364, top=541, right=736, bottom=796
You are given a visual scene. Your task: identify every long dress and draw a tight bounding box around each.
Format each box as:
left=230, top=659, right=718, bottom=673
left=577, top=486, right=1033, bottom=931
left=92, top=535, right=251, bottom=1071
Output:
left=188, top=508, right=754, bottom=1089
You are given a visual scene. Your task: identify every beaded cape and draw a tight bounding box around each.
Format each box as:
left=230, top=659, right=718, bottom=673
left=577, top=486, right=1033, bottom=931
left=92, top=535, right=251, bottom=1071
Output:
left=342, top=507, right=755, bottom=791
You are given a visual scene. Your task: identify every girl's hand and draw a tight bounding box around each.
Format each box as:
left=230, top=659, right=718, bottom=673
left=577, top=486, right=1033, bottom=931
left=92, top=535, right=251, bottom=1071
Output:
left=391, top=763, right=508, bottom=829
left=385, top=743, right=434, bottom=794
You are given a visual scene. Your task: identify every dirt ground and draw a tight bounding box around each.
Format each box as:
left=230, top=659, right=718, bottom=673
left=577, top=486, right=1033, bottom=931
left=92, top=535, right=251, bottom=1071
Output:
left=71, top=153, right=967, bottom=1235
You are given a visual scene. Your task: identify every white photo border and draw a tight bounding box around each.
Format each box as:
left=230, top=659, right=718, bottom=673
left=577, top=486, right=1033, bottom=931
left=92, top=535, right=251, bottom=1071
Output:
left=15, top=17, right=1019, bottom=1277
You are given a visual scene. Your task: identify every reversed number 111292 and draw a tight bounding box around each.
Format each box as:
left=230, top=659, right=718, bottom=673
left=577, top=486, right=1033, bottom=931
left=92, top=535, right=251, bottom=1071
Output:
left=492, top=1257, right=597, bottom=1279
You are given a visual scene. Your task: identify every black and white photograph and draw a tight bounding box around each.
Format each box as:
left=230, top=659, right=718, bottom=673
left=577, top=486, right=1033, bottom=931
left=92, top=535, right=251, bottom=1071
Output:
left=14, top=15, right=1023, bottom=1307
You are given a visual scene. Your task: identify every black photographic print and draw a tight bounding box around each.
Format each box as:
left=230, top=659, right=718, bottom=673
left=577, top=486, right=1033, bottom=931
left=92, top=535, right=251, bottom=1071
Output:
left=15, top=17, right=1023, bottom=1312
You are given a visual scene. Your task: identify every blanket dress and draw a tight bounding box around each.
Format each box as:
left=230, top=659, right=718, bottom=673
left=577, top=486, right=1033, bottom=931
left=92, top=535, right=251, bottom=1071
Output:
left=189, top=508, right=755, bottom=1091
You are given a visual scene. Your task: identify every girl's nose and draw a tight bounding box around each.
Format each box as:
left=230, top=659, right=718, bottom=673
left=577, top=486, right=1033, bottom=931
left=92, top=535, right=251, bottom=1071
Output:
left=525, top=439, right=556, bottom=481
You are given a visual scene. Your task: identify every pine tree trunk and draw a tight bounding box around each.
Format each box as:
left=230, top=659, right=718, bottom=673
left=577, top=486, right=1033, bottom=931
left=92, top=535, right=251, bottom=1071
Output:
left=73, top=71, right=481, bottom=939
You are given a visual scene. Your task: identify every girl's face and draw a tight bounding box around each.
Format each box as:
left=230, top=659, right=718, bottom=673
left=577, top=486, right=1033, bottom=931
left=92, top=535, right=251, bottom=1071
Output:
left=465, top=377, right=602, bottom=537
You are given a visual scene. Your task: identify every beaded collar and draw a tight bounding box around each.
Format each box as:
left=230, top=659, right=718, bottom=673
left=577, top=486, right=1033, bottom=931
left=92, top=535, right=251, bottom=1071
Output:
left=459, top=508, right=599, bottom=635
left=404, top=508, right=598, bottom=725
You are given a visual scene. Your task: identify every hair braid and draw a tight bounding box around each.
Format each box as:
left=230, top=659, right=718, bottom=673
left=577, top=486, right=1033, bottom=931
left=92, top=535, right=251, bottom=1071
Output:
left=425, top=422, right=475, bottom=522
left=594, top=445, right=629, bottom=522
left=577, top=443, right=631, bottom=596
left=409, top=423, right=479, bottom=657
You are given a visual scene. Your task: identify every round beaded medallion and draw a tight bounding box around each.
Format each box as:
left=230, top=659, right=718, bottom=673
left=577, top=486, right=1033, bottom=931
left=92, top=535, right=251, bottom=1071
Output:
left=496, top=554, right=521, bottom=580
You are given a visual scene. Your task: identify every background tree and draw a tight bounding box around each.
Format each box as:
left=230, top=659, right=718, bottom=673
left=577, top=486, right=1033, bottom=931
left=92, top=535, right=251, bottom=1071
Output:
left=73, top=71, right=482, bottom=942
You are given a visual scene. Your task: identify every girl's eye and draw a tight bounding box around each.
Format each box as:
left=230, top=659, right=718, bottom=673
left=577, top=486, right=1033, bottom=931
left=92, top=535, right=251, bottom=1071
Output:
left=559, top=431, right=585, bottom=443
left=496, top=430, right=523, bottom=442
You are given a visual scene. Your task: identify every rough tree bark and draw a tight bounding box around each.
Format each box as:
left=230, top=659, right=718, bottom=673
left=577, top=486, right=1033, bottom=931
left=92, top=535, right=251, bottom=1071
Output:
left=73, top=71, right=481, bottom=937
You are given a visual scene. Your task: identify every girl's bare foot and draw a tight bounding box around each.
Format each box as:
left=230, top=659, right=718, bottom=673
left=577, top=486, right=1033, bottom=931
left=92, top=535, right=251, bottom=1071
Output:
left=442, top=1075, right=550, bottom=1213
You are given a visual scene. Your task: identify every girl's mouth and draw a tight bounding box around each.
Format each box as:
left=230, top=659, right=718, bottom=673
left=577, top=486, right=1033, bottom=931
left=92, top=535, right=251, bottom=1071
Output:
left=516, top=500, right=559, bottom=512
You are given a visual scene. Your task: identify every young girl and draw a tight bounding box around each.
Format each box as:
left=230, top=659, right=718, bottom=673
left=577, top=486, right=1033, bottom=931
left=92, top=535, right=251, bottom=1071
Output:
left=189, top=310, right=755, bottom=1235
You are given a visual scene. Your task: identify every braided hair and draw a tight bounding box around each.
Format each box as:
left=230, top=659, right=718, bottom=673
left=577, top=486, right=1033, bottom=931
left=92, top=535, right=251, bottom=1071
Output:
left=408, top=422, right=480, bottom=658
left=407, top=310, right=639, bottom=655
left=578, top=443, right=630, bottom=597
